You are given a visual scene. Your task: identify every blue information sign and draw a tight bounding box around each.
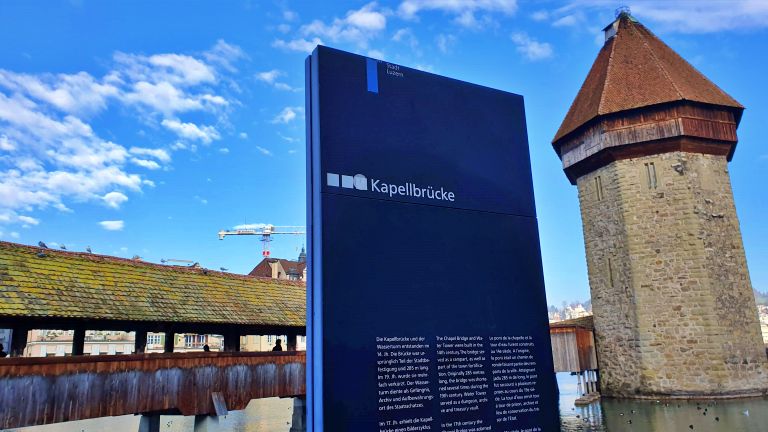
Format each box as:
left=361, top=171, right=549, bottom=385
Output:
left=306, top=46, right=558, bottom=432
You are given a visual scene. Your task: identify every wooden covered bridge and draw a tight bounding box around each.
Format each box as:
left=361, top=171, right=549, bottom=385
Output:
left=0, top=241, right=307, bottom=430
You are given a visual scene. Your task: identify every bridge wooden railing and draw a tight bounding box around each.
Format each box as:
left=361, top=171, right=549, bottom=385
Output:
left=0, top=351, right=306, bottom=429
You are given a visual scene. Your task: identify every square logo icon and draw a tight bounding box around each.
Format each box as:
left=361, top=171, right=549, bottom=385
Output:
left=327, top=173, right=340, bottom=187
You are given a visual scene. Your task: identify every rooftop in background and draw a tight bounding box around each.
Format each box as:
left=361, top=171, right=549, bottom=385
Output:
left=552, top=12, right=743, bottom=145
left=0, top=241, right=305, bottom=328
left=249, top=247, right=307, bottom=282
left=549, top=315, right=594, bottom=331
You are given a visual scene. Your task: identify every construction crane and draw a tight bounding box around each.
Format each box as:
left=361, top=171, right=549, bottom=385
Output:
left=217, top=225, right=305, bottom=257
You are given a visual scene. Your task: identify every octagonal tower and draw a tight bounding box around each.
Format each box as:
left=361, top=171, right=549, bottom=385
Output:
left=553, top=12, right=767, bottom=398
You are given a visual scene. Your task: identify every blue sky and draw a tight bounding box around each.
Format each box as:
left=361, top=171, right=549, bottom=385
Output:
left=0, top=1, right=766, bottom=307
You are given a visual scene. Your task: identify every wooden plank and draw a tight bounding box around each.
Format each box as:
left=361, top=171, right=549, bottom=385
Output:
left=0, top=352, right=306, bottom=429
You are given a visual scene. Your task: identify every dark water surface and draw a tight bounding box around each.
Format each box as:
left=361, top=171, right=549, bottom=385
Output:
left=9, top=375, right=768, bottom=431
left=558, top=374, right=768, bottom=432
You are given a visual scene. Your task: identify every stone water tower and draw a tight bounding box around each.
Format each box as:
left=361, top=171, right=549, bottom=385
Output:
left=552, top=11, right=767, bottom=397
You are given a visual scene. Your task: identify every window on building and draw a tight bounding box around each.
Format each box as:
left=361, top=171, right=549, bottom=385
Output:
left=644, top=162, right=657, bottom=189
left=147, top=334, right=162, bottom=346
left=267, top=335, right=274, bottom=343
left=595, top=175, right=604, bottom=201
left=607, top=257, right=614, bottom=287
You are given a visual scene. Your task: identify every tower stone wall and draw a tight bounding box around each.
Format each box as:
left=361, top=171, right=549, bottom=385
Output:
left=578, top=151, right=767, bottom=397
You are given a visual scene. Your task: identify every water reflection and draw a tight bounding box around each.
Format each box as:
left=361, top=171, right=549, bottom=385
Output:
left=9, top=376, right=768, bottom=431
left=558, top=373, right=768, bottom=432
left=9, top=398, right=295, bottom=432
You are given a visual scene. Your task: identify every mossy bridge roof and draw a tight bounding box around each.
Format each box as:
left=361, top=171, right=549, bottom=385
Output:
left=0, top=241, right=305, bottom=328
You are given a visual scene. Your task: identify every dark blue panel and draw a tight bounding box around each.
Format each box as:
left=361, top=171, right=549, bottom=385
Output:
left=307, top=46, right=557, bottom=432
left=314, top=46, right=536, bottom=218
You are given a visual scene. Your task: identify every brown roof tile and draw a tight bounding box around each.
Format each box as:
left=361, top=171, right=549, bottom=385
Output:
left=553, top=14, right=742, bottom=144
left=248, top=258, right=306, bottom=278
left=0, top=241, right=305, bottom=327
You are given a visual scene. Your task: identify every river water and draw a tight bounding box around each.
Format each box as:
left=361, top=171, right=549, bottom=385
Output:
left=9, top=374, right=768, bottom=431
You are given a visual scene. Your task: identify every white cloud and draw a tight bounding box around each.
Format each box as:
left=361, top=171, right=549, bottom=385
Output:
left=392, top=28, right=420, bottom=54
left=284, top=10, right=299, bottom=22
left=511, top=33, right=553, bottom=61
left=17, top=215, right=40, bottom=225
left=129, top=146, right=171, bottom=163
left=219, top=147, right=230, bottom=154
left=531, top=10, right=549, bottom=21
left=272, top=106, right=303, bottom=124
left=278, top=132, right=299, bottom=143
left=256, top=69, right=282, bottom=84
left=102, top=191, right=128, bottom=209
left=194, top=195, right=208, bottom=205
left=114, top=52, right=215, bottom=86
left=398, top=0, right=517, bottom=26
left=203, top=39, right=248, bottom=73
left=0, top=134, right=15, bottom=151
left=368, top=49, right=386, bottom=59
left=299, top=3, right=387, bottom=49
left=255, top=146, right=273, bottom=156
left=558, top=1, right=768, bottom=33
left=0, top=70, right=119, bottom=116
left=255, top=69, right=297, bottom=91
left=239, top=132, right=248, bottom=139
left=121, top=81, right=221, bottom=116
left=346, top=3, right=387, bottom=31
left=99, top=220, right=124, bottom=231
left=436, top=34, right=456, bottom=53
left=553, top=14, right=579, bottom=27
left=161, top=118, right=221, bottom=143
left=131, top=158, right=161, bottom=170
left=272, top=38, right=323, bottom=54
left=0, top=41, right=244, bottom=228
left=10, top=231, right=19, bottom=239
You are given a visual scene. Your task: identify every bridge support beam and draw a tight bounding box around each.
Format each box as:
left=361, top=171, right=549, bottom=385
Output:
left=137, top=414, right=160, bottom=432
left=290, top=397, right=307, bottom=432
left=164, top=331, right=175, bottom=353
left=224, top=331, right=240, bottom=352
left=72, top=328, right=85, bottom=356
left=193, top=415, right=218, bottom=432
left=10, top=326, right=28, bottom=357
left=134, top=330, right=147, bottom=354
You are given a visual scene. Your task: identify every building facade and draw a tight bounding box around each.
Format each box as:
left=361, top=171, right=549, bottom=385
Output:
left=553, top=12, right=767, bottom=397
left=249, top=247, right=307, bottom=281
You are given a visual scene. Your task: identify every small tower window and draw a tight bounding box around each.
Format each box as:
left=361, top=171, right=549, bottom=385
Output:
left=607, top=257, right=614, bottom=287
left=644, top=162, right=657, bottom=189
left=595, top=175, right=604, bottom=201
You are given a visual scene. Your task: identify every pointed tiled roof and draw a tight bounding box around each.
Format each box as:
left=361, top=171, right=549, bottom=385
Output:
left=553, top=14, right=743, bottom=144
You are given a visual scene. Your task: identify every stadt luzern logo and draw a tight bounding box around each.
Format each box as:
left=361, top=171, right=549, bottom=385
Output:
left=326, top=172, right=456, bottom=203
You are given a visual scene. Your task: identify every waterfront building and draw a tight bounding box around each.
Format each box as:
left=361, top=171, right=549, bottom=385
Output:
left=552, top=11, right=768, bottom=397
